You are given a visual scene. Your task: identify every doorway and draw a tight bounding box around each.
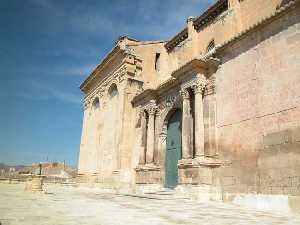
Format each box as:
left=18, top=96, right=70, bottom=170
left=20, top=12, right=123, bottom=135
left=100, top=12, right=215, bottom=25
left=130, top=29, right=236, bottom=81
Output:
left=165, top=110, right=182, bottom=188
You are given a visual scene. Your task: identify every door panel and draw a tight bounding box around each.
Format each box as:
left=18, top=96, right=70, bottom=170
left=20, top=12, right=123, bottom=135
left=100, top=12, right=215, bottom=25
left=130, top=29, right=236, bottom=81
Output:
left=165, top=110, right=182, bottom=188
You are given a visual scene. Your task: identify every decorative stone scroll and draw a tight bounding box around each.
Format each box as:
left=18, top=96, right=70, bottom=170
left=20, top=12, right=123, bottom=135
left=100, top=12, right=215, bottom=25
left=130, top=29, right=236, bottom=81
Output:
left=180, top=89, right=190, bottom=100
left=83, top=100, right=91, bottom=110
left=192, top=82, right=207, bottom=94
left=144, top=100, right=158, bottom=115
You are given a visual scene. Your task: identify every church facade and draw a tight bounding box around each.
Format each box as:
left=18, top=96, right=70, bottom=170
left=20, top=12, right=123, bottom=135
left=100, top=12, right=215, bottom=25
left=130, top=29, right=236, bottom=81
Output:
left=78, top=0, right=300, bottom=201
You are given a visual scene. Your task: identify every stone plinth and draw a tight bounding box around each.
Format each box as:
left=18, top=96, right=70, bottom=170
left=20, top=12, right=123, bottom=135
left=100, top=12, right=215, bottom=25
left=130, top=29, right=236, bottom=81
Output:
left=178, top=157, right=224, bottom=185
left=135, top=164, right=161, bottom=184
left=25, top=175, right=45, bottom=192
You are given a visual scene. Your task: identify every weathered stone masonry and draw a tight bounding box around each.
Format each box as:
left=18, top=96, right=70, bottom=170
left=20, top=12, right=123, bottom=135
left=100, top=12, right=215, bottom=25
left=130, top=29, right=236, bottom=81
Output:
left=78, top=0, right=300, bottom=201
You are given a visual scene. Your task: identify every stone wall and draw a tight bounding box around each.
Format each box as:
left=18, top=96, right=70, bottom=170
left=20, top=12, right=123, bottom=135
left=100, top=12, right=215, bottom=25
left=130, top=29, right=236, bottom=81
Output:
left=78, top=0, right=300, bottom=195
left=215, top=4, right=300, bottom=196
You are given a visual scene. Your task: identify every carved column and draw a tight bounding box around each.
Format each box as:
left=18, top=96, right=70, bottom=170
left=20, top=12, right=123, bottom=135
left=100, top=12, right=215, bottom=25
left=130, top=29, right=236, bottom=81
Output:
left=180, top=89, right=192, bottom=159
left=146, top=107, right=156, bottom=164
left=139, top=111, right=147, bottom=165
left=193, top=81, right=206, bottom=158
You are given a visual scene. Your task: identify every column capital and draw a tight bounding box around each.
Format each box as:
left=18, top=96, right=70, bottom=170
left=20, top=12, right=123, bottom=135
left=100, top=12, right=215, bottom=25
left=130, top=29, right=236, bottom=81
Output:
left=192, top=82, right=206, bottom=94
left=144, top=100, right=158, bottom=115
left=147, top=106, right=157, bottom=115
left=180, top=89, right=190, bottom=100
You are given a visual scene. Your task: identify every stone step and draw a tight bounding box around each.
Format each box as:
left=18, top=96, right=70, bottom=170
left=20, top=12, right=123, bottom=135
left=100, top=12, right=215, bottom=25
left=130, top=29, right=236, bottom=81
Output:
left=119, top=188, right=189, bottom=200
left=145, top=192, right=174, bottom=195
left=118, top=193, right=188, bottom=200
left=144, top=188, right=176, bottom=195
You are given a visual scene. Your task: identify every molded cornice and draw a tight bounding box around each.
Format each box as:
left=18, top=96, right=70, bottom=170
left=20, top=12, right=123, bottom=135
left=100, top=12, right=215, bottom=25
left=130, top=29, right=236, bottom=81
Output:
left=80, top=46, right=124, bottom=92
left=214, top=0, right=300, bottom=54
left=171, top=57, right=220, bottom=80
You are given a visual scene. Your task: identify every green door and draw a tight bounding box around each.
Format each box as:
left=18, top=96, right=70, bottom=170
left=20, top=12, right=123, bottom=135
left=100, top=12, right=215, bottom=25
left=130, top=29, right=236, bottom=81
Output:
left=165, top=110, right=182, bottom=188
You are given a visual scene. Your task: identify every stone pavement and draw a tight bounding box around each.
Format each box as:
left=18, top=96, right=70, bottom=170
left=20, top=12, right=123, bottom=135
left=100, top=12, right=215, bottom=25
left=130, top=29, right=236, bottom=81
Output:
left=0, top=183, right=300, bottom=225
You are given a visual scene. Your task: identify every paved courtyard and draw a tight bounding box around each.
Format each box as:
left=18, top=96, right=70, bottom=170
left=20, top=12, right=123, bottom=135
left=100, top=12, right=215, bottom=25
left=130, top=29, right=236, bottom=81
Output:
left=0, top=183, right=300, bottom=225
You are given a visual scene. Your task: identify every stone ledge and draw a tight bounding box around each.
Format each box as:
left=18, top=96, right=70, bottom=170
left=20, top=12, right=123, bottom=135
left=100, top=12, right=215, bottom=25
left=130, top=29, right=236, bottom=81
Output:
left=135, top=164, right=161, bottom=172
left=178, top=157, right=228, bottom=169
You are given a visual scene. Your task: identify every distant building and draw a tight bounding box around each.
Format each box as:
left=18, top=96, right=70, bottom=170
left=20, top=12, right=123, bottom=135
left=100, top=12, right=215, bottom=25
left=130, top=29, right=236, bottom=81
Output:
left=78, top=0, right=300, bottom=200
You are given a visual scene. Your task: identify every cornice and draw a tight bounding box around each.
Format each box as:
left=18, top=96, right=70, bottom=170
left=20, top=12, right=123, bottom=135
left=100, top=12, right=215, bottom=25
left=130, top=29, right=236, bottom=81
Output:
left=156, top=78, right=179, bottom=94
left=171, top=57, right=220, bottom=80
left=164, top=28, right=188, bottom=52
left=132, top=56, right=219, bottom=105
left=80, top=45, right=124, bottom=92
left=164, top=0, right=228, bottom=52
left=193, top=0, right=228, bottom=31
left=131, top=89, right=157, bottom=105
left=214, top=0, right=300, bottom=55
left=127, top=40, right=167, bottom=46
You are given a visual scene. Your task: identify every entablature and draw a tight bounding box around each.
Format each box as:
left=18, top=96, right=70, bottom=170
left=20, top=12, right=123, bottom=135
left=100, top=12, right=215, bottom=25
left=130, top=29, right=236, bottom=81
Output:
left=132, top=56, right=219, bottom=111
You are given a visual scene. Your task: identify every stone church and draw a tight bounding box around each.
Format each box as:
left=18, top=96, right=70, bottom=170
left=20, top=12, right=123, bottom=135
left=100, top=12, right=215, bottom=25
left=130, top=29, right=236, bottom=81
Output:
left=78, top=0, right=300, bottom=201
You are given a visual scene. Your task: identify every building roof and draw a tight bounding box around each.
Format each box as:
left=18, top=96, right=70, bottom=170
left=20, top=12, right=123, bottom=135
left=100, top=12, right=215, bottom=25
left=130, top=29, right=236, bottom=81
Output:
left=80, top=36, right=167, bottom=93
left=164, top=0, right=228, bottom=52
left=164, top=28, right=188, bottom=52
left=193, top=0, right=228, bottom=31
left=80, top=45, right=123, bottom=92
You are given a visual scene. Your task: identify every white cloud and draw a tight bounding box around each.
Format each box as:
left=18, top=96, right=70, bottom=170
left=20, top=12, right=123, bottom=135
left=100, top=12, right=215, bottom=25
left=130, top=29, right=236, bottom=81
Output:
left=29, top=0, right=55, bottom=9
left=64, top=0, right=215, bottom=40
left=19, top=80, right=82, bottom=105
left=61, top=64, right=95, bottom=77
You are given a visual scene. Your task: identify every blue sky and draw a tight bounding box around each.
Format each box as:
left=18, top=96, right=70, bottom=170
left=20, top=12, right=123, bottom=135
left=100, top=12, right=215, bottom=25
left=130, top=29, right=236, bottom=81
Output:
left=0, top=0, right=213, bottom=167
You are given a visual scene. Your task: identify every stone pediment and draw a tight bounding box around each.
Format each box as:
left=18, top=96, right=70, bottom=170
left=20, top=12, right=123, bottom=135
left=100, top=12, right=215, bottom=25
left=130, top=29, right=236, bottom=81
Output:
left=80, top=46, right=142, bottom=96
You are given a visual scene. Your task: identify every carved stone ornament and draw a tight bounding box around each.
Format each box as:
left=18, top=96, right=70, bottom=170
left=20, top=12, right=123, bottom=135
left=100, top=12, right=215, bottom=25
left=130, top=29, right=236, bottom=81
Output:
left=180, top=89, right=190, bottom=99
left=147, top=106, right=157, bottom=115
left=83, top=101, right=90, bottom=110
left=166, top=95, right=177, bottom=108
left=159, top=132, right=167, bottom=143
left=144, top=100, right=158, bottom=115
left=192, top=82, right=207, bottom=94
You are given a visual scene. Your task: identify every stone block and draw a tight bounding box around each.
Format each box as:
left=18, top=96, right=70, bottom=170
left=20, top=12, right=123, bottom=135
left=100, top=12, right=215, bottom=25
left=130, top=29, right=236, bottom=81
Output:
left=270, top=186, right=283, bottom=194
left=222, top=176, right=236, bottom=186
left=263, top=130, right=292, bottom=147
left=292, top=176, right=300, bottom=187
left=281, top=177, right=293, bottom=187
left=25, top=176, right=44, bottom=192
left=287, top=33, right=300, bottom=46
left=291, top=127, right=300, bottom=142
left=283, top=187, right=300, bottom=196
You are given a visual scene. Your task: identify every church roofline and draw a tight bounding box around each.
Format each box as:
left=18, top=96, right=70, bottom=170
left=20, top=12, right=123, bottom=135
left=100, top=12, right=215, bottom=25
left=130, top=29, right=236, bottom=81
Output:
left=115, top=35, right=139, bottom=45
left=80, top=45, right=124, bottom=92
left=164, top=0, right=228, bottom=52
left=164, top=28, right=188, bottom=52
left=80, top=36, right=165, bottom=93
left=193, top=0, right=228, bottom=31
left=127, top=40, right=167, bottom=46
left=214, top=0, right=300, bottom=55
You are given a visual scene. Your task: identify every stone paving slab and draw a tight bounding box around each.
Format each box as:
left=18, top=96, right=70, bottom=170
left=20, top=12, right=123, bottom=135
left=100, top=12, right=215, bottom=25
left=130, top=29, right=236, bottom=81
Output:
left=0, top=183, right=300, bottom=225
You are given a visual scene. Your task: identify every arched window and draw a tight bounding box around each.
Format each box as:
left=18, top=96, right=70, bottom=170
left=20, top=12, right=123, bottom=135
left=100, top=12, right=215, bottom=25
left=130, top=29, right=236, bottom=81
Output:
left=92, top=97, right=100, bottom=109
left=155, top=53, right=161, bottom=71
left=206, top=39, right=215, bottom=53
left=108, top=83, right=118, bottom=99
